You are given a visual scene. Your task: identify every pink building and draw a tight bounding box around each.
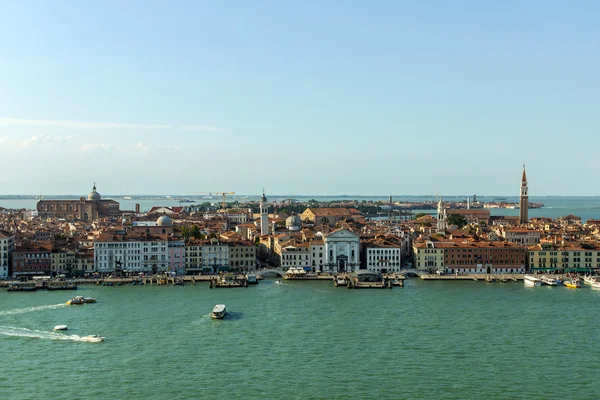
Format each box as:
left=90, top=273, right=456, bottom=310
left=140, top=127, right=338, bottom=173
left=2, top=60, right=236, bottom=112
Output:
left=168, top=238, right=186, bottom=275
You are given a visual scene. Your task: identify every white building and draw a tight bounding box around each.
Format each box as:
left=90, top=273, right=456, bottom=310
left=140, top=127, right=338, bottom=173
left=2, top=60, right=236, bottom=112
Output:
left=363, top=242, right=402, bottom=273
left=0, top=231, right=15, bottom=278
left=94, top=233, right=169, bottom=273
left=310, top=240, right=325, bottom=272
left=324, top=228, right=360, bottom=273
left=201, top=238, right=229, bottom=273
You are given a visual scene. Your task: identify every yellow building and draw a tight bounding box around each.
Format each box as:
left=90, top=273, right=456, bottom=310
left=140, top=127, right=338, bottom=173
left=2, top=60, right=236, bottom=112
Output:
left=528, top=242, right=600, bottom=272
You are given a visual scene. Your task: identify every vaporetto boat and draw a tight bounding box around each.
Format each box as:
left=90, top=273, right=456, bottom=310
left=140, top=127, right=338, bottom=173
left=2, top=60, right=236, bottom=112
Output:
left=524, top=275, right=542, bottom=287
left=540, top=275, right=560, bottom=286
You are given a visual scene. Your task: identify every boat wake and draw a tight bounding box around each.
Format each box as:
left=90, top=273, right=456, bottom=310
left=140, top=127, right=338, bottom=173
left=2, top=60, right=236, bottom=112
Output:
left=0, top=303, right=66, bottom=317
left=0, top=326, right=97, bottom=343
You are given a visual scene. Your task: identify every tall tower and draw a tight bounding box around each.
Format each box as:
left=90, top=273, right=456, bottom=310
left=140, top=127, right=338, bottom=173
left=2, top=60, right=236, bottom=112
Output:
left=260, top=190, right=269, bottom=236
left=519, top=165, right=529, bottom=224
left=437, top=197, right=446, bottom=233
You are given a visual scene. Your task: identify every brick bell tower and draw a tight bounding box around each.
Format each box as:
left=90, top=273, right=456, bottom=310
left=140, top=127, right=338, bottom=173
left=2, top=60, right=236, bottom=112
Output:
left=519, top=165, right=529, bottom=224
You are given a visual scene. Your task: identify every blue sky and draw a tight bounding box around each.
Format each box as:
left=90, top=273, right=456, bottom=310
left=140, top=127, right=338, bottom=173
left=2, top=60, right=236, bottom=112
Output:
left=0, top=1, right=598, bottom=196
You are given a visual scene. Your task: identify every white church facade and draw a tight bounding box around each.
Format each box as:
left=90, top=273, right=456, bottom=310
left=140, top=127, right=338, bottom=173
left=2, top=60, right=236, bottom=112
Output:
left=324, top=228, right=360, bottom=273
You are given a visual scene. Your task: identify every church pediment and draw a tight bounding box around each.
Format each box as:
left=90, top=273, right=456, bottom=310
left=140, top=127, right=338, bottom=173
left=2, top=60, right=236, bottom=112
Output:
left=325, top=228, right=359, bottom=240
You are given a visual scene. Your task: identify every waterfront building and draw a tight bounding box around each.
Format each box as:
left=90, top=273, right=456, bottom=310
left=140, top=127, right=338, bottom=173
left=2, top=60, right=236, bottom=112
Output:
left=520, top=166, right=529, bottom=224
left=185, top=239, right=203, bottom=274
left=412, top=239, right=445, bottom=272
left=324, top=228, right=360, bottom=273
left=279, top=241, right=310, bottom=269
left=260, top=191, right=269, bottom=236
left=300, top=207, right=352, bottom=227
left=94, top=233, right=169, bottom=274
left=168, top=237, right=186, bottom=275
left=201, top=238, right=229, bottom=273
left=443, top=240, right=526, bottom=274
left=310, top=240, right=325, bottom=272
left=51, top=247, right=76, bottom=276
left=228, top=241, right=256, bottom=271
left=36, top=183, right=121, bottom=221
left=0, top=230, right=15, bottom=278
left=362, top=239, right=402, bottom=273
left=528, top=241, right=600, bottom=273
left=12, top=243, right=52, bottom=276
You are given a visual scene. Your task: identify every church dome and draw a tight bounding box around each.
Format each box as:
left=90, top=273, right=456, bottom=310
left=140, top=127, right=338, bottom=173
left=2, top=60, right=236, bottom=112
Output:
left=285, top=214, right=301, bottom=231
left=157, top=215, right=173, bottom=226
left=87, top=184, right=101, bottom=201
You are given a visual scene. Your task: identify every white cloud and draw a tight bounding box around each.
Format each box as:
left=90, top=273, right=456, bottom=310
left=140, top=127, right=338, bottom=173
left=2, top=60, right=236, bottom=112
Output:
left=0, top=118, right=224, bottom=132
left=135, top=142, right=153, bottom=152
left=81, top=143, right=112, bottom=152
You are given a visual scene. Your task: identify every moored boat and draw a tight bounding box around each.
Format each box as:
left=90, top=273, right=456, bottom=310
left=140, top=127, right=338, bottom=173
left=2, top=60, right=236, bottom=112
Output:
left=524, top=275, right=542, bottom=287
left=212, top=304, right=226, bottom=319
left=7, top=284, right=38, bottom=292
left=540, top=275, right=560, bottom=286
left=564, top=278, right=582, bottom=289
left=333, top=276, right=346, bottom=287
left=246, top=274, right=259, bottom=284
left=590, top=281, right=600, bottom=289
left=583, top=275, right=598, bottom=285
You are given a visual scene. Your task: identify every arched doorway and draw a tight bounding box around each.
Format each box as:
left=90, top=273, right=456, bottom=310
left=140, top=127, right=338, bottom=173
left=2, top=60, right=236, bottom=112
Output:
left=339, top=259, right=346, bottom=272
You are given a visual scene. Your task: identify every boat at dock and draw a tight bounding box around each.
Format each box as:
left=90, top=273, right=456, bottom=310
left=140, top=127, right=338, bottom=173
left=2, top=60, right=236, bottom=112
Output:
left=333, top=275, right=347, bottom=287
left=54, top=325, right=68, bottom=331
left=524, top=275, right=542, bottom=287
left=540, top=276, right=560, bottom=286
left=583, top=276, right=598, bottom=285
left=7, top=284, right=38, bottom=292
left=246, top=274, right=259, bottom=284
left=283, top=268, right=319, bottom=280
left=347, top=270, right=392, bottom=289
left=211, top=304, right=226, bottom=319
left=210, top=273, right=248, bottom=288
left=564, top=278, right=582, bottom=289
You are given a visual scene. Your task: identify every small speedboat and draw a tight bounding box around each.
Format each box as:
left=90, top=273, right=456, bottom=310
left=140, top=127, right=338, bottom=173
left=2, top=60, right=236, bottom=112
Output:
left=53, top=325, right=68, bottom=331
left=564, top=278, right=582, bottom=289
left=212, top=304, right=226, bottom=319
left=66, top=296, right=96, bottom=305
left=541, top=276, right=559, bottom=286
left=81, top=335, right=105, bottom=343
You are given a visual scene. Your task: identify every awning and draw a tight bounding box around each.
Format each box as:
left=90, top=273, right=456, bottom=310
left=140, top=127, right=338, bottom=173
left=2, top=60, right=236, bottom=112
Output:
left=218, top=266, right=229, bottom=272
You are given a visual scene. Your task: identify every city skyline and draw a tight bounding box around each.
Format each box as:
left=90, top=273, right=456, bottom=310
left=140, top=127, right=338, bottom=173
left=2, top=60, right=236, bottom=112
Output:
left=1, top=1, right=599, bottom=195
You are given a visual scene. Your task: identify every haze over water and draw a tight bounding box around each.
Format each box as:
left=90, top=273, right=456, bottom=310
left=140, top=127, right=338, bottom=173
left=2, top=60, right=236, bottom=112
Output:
left=2, top=196, right=600, bottom=222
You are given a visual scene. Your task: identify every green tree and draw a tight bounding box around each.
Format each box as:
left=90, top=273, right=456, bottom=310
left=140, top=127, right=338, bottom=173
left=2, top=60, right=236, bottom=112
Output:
left=447, top=214, right=467, bottom=228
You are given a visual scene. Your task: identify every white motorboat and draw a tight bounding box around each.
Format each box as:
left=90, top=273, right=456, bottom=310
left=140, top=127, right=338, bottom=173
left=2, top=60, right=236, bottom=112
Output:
left=583, top=276, right=598, bottom=285
left=81, top=335, right=105, bottom=343
left=53, top=325, right=68, bottom=331
left=524, top=274, right=542, bottom=287
left=540, top=276, right=559, bottom=286
left=590, top=281, right=600, bottom=289
left=212, top=304, right=226, bottom=319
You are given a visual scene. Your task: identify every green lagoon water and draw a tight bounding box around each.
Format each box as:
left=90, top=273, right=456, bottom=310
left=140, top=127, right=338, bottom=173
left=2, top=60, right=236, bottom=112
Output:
left=1, top=279, right=599, bottom=400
